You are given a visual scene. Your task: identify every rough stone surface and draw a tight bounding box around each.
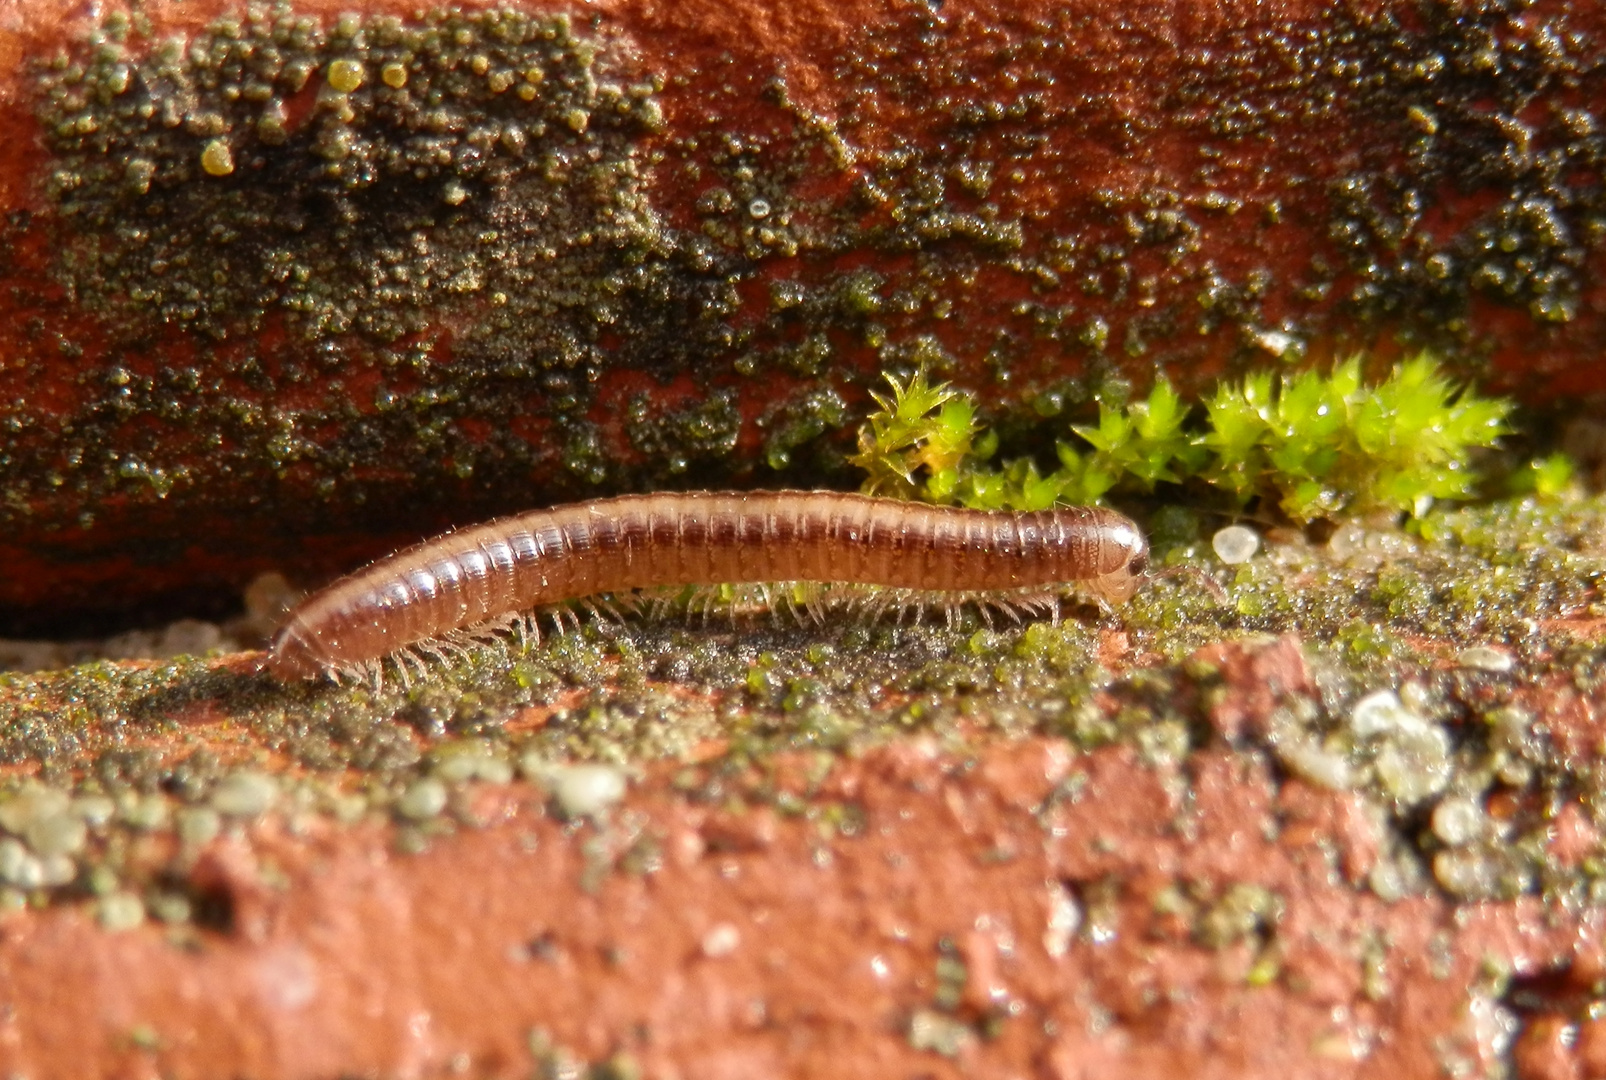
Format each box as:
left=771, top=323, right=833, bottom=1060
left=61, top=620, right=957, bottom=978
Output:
left=0, top=0, right=1603, bottom=629
left=2, top=734, right=1603, bottom=1079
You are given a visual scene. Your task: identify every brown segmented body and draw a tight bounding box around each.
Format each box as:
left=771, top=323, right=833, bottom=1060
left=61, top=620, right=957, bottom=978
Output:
left=266, top=491, right=1150, bottom=681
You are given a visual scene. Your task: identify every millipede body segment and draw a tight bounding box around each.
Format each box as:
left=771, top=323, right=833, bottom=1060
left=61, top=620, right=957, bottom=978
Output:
left=266, top=491, right=1150, bottom=681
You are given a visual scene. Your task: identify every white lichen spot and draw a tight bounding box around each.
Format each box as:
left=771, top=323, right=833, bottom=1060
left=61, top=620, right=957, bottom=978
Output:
left=1373, top=726, right=1452, bottom=804
left=0, top=786, right=69, bottom=836
left=908, top=1009, right=975, bottom=1058
left=26, top=812, right=86, bottom=857
left=1433, top=848, right=1503, bottom=899
left=395, top=778, right=448, bottom=821
left=0, top=839, right=40, bottom=889
left=1430, top=796, right=1486, bottom=847
left=98, top=892, right=146, bottom=931
left=1349, top=690, right=1410, bottom=737
left=433, top=743, right=514, bottom=785
left=1275, top=737, right=1354, bottom=790
left=1211, top=524, right=1261, bottom=565
left=72, top=795, right=116, bottom=827
left=701, top=922, right=740, bottom=958
left=547, top=764, right=628, bottom=819
left=176, top=807, right=221, bottom=847
left=1328, top=522, right=1416, bottom=571
left=1042, top=879, right=1081, bottom=958
left=119, top=792, right=170, bottom=832
left=1456, top=646, right=1514, bottom=673
left=1367, top=859, right=1408, bottom=902
left=1464, top=993, right=1519, bottom=1063
left=211, top=771, right=279, bottom=818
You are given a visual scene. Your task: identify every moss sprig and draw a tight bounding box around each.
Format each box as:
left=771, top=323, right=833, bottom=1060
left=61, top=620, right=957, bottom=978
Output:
left=852, top=356, right=1518, bottom=522
left=846, top=369, right=985, bottom=501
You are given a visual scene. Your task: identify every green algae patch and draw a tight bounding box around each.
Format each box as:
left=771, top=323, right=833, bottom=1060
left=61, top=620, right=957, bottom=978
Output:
left=849, top=359, right=1513, bottom=521
left=41, top=8, right=668, bottom=346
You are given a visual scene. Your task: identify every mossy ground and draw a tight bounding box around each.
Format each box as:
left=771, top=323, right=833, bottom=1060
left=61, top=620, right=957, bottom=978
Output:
left=0, top=486, right=1600, bottom=924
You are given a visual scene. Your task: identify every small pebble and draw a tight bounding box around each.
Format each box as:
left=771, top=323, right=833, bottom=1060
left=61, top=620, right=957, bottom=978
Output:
left=26, top=813, right=87, bottom=857
left=0, top=787, right=70, bottom=836
left=0, top=838, right=35, bottom=887
left=434, top=744, right=514, bottom=785
left=701, top=923, right=740, bottom=958
left=1211, top=524, right=1261, bottom=565
left=176, top=807, right=221, bottom=848
left=37, top=854, right=77, bottom=888
left=1349, top=690, right=1416, bottom=738
left=395, top=778, right=448, bottom=822
left=71, top=795, right=116, bottom=827
left=120, top=793, right=170, bottom=832
left=1457, top=646, right=1515, bottom=673
left=550, top=765, right=628, bottom=819
left=1431, top=796, right=1485, bottom=847
left=211, top=771, right=279, bottom=818
left=98, top=892, right=146, bottom=932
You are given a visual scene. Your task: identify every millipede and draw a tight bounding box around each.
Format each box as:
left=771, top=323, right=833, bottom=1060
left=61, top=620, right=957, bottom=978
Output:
left=265, top=490, right=1161, bottom=685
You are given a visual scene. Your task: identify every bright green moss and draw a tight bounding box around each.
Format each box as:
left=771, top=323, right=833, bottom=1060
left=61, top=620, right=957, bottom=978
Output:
left=846, top=369, right=982, bottom=502
left=853, top=357, right=1515, bottom=522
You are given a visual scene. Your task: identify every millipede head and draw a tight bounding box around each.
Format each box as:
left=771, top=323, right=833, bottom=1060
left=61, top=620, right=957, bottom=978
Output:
left=1085, top=525, right=1151, bottom=605
left=264, top=618, right=327, bottom=681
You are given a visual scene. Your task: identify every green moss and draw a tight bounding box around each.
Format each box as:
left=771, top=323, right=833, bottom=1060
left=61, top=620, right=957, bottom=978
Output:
left=851, top=358, right=1514, bottom=522
left=845, top=369, right=982, bottom=502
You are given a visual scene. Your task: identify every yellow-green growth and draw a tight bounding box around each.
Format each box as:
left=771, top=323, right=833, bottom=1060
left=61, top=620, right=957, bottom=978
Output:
left=1197, top=356, right=1512, bottom=519
left=847, top=370, right=982, bottom=502
left=853, top=356, right=1517, bottom=522
left=1071, top=377, right=1207, bottom=493
left=1509, top=453, right=1576, bottom=500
